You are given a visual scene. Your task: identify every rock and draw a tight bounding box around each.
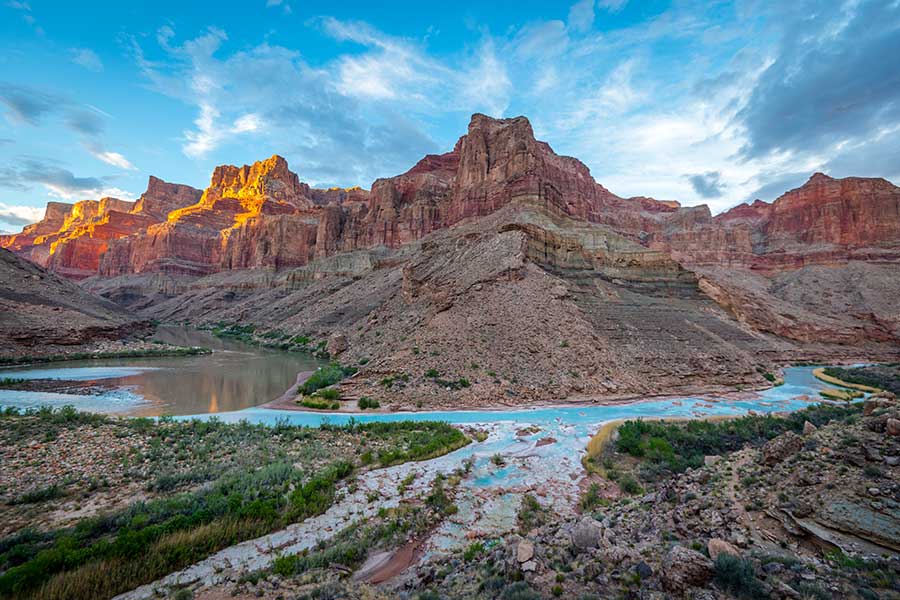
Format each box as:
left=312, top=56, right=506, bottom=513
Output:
left=707, top=538, right=740, bottom=561
left=326, top=333, right=349, bottom=357
left=521, top=560, right=537, bottom=572
left=516, top=540, right=534, bottom=563
left=802, top=421, right=818, bottom=435
left=887, top=418, right=900, bottom=436
left=571, top=517, right=602, bottom=550
left=761, top=431, right=803, bottom=465
left=634, top=561, right=653, bottom=579
left=660, top=545, right=714, bottom=593
left=703, top=455, right=720, bottom=466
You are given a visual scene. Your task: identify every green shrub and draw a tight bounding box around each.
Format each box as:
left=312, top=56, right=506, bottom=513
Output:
left=299, top=398, right=339, bottom=410
left=463, top=542, right=484, bottom=561
left=500, top=582, right=542, bottom=600
left=11, top=485, right=66, bottom=505
left=299, top=363, right=356, bottom=395
left=714, top=554, right=766, bottom=599
left=313, top=387, right=340, bottom=401
left=358, top=397, right=380, bottom=410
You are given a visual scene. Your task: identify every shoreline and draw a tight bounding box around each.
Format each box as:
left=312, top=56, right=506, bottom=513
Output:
left=259, top=371, right=783, bottom=416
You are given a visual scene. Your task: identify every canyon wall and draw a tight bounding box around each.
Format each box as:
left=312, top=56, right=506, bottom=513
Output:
left=8, top=114, right=898, bottom=284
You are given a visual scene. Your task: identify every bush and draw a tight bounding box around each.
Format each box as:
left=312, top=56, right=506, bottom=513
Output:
left=299, top=363, right=356, bottom=395
left=299, top=397, right=339, bottom=410
left=11, top=485, right=67, bottom=505
left=463, top=542, right=484, bottom=561
left=358, top=397, right=380, bottom=410
left=313, top=387, right=340, bottom=401
left=714, top=554, right=766, bottom=599
left=500, top=582, right=542, bottom=600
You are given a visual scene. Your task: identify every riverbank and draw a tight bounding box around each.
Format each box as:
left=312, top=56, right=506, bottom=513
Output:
left=0, top=407, right=469, bottom=600
left=0, top=342, right=210, bottom=368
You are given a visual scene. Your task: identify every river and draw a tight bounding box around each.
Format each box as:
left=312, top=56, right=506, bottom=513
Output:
left=0, top=326, right=322, bottom=416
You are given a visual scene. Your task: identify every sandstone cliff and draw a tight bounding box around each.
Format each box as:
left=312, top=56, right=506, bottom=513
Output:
left=0, top=178, right=202, bottom=279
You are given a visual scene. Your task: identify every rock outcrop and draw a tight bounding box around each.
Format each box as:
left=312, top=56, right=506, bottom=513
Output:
left=1, top=179, right=202, bottom=278
left=649, top=172, right=900, bottom=269
left=0, top=248, right=150, bottom=356
left=6, top=115, right=899, bottom=286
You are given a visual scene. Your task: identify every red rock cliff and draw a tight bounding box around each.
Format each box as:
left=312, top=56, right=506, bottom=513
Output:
left=5, top=115, right=900, bottom=280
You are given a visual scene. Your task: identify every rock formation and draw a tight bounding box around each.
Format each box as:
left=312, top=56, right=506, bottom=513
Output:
left=0, top=248, right=150, bottom=357
left=0, top=178, right=202, bottom=279
left=3, top=113, right=900, bottom=404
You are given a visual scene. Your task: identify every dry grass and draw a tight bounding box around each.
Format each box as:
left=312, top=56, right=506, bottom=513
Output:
left=33, top=518, right=270, bottom=600
left=813, top=368, right=881, bottom=393
left=819, top=387, right=864, bottom=401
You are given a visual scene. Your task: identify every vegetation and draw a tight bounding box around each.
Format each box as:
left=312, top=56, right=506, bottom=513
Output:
left=517, top=494, right=549, bottom=532
left=819, top=388, right=864, bottom=401
left=614, top=403, right=862, bottom=481
left=298, top=397, right=340, bottom=410
left=0, top=346, right=211, bottom=367
left=272, top=474, right=460, bottom=580
left=424, top=369, right=471, bottom=390
left=0, top=378, right=26, bottom=387
left=357, top=397, right=380, bottom=410
left=0, top=408, right=468, bottom=600
left=298, top=362, right=357, bottom=395
left=714, top=554, right=766, bottom=599
left=822, top=364, right=899, bottom=394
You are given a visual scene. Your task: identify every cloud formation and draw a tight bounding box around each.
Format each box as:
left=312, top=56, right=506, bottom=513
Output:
left=0, top=201, right=44, bottom=227
left=0, top=157, right=133, bottom=200
left=688, top=171, right=725, bottom=199
left=0, top=83, right=136, bottom=173
left=71, top=48, right=103, bottom=72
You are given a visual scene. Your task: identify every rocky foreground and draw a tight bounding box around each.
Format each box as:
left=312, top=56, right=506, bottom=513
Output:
left=189, top=394, right=900, bottom=600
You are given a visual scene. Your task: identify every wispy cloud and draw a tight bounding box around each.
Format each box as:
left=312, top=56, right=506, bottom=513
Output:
left=0, top=157, right=134, bottom=200
left=71, top=48, right=103, bottom=72
left=0, top=83, right=137, bottom=173
left=0, top=201, right=44, bottom=227
left=117, top=0, right=900, bottom=208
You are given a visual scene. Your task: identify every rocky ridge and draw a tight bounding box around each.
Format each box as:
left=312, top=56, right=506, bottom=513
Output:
left=0, top=248, right=150, bottom=356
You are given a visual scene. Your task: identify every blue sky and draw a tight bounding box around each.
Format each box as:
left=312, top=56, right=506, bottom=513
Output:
left=1, top=0, right=899, bottom=231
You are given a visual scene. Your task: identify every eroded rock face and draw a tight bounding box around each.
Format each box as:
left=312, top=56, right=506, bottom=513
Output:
left=650, top=173, right=900, bottom=269
left=6, top=115, right=900, bottom=291
left=1, top=179, right=202, bottom=279
left=0, top=248, right=150, bottom=356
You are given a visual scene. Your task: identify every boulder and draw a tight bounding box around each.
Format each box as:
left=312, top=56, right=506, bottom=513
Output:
left=516, top=539, right=534, bottom=563
left=802, top=421, right=818, bottom=435
left=761, top=431, right=803, bottom=465
left=326, top=333, right=349, bottom=357
left=887, top=418, right=900, bottom=436
left=707, top=538, right=740, bottom=561
left=571, top=517, right=602, bottom=550
left=661, top=546, right=714, bottom=593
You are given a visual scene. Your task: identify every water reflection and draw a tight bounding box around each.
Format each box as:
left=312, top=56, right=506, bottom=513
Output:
left=0, top=326, right=323, bottom=416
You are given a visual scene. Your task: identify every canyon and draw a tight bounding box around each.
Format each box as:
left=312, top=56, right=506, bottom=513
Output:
left=2, top=114, right=899, bottom=406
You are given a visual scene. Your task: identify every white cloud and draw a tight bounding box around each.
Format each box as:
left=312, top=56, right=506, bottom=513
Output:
left=90, top=149, right=136, bottom=170
left=232, top=113, right=262, bottom=133
left=44, top=184, right=134, bottom=201
left=568, top=0, right=596, bottom=33
left=71, top=48, right=103, bottom=72
left=0, top=202, right=44, bottom=226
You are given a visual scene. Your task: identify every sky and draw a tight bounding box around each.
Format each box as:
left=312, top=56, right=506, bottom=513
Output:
left=1, top=0, right=899, bottom=232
